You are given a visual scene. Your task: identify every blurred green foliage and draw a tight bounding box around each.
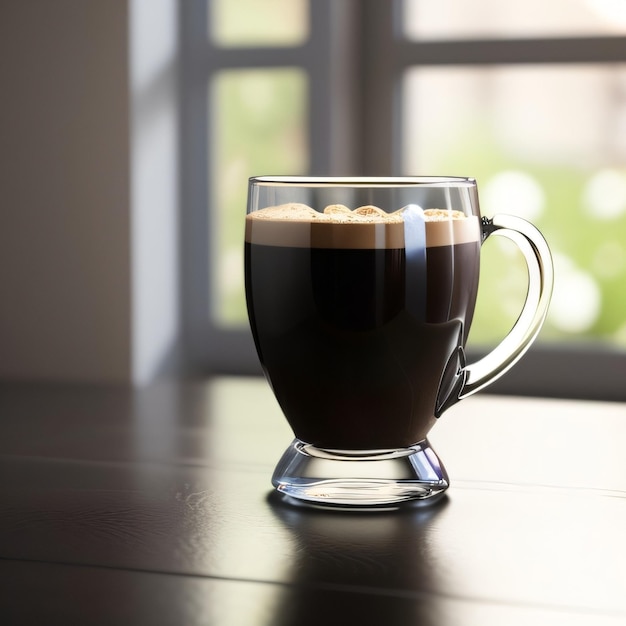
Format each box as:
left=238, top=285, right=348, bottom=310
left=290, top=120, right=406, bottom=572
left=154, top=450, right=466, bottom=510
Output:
left=212, top=69, right=307, bottom=324
left=433, top=122, right=626, bottom=348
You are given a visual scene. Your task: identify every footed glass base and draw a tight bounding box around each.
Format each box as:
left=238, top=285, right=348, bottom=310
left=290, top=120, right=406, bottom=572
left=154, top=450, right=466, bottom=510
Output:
left=271, top=439, right=449, bottom=507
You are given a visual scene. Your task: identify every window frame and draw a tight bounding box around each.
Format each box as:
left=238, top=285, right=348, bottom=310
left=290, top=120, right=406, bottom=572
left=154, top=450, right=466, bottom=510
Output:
left=179, top=0, right=363, bottom=375
left=180, top=0, right=626, bottom=400
left=358, top=0, right=626, bottom=401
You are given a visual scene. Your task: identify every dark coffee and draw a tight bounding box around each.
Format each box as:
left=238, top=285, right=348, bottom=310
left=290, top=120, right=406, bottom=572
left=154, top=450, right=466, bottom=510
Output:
left=245, top=205, right=481, bottom=450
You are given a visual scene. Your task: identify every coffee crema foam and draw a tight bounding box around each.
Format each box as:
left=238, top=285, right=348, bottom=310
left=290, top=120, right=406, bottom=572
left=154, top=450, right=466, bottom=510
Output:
left=246, top=203, right=481, bottom=249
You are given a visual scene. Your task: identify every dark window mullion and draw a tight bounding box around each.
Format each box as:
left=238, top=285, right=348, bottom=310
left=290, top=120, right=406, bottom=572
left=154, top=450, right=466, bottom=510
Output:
left=393, top=36, right=626, bottom=67
left=200, top=45, right=315, bottom=71
left=180, top=0, right=212, bottom=374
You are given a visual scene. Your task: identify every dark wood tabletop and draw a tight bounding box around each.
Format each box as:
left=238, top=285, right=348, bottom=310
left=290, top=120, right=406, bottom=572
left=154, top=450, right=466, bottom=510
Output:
left=1, top=377, right=625, bottom=625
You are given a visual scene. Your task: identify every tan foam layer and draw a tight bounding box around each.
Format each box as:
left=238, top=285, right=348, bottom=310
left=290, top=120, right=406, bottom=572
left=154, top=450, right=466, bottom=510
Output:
left=245, top=203, right=481, bottom=249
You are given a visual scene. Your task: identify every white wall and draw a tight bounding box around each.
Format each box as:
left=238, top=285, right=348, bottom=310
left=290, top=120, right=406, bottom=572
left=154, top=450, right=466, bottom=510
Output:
left=130, top=0, right=180, bottom=384
left=0, top=0, right=180, bottom=384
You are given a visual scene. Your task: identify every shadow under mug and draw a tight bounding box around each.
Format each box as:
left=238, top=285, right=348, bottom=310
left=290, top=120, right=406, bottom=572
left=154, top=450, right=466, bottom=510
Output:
left=245, top=176, right=554, bottom=507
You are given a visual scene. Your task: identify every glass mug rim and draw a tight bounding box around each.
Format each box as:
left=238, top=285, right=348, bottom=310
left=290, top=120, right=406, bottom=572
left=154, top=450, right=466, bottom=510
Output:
left=249, top=175, right=477, bottom=188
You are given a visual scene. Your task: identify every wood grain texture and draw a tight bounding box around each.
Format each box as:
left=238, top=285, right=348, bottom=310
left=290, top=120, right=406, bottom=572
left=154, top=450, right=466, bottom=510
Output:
left=0, top=378, right=625, bottom=625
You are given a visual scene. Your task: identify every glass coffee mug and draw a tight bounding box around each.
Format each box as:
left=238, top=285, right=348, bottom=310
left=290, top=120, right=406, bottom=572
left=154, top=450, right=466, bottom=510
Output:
left=245, top=176, right=553, bottom=507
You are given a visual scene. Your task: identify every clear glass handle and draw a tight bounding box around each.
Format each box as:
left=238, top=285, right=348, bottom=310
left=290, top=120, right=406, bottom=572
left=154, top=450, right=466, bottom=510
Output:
left=459, top=214, right=554, bottom=398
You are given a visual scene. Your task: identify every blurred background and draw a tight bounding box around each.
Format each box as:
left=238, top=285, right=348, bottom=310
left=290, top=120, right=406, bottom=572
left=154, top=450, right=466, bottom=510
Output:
left=1, top=0, right=625, bottom=398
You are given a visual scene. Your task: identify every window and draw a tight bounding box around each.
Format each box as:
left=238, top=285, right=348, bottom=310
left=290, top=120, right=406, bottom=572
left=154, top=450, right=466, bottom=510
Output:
left=181, top=0, right=626, bottom=399
left=212, top=67, right=309, bottom=325
left=180, top=0, right=358, bottom=373
left=404, top=64, right=626, bottom=348
left=392, top=0, right=626, bottom=398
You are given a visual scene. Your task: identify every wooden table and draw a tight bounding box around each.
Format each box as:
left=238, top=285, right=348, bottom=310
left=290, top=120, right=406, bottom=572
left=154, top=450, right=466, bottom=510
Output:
left=1, top=377, right=625, bottom=625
